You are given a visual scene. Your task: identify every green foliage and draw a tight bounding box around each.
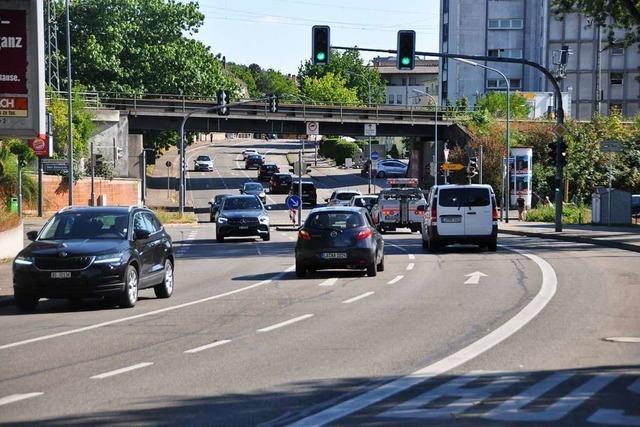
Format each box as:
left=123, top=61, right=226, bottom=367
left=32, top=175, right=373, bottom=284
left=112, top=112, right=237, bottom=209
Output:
left=319, top=137, right=340, bottom=159
left=388, top=145, right=401, bottom=159
left=301, top=73, right=359, bottom=104
left=48, top=90, right=94, bottom=161
left=227, top=63, right=260, bottom=98
left=0, top=139, right=37, bottom=205
left=475, top=91, right=531, bottom=119
left=334, top=141, right=361, bottom=166
left=526, top=204, right=591, bottom=224
left=298, top=49, right=386, bottom=104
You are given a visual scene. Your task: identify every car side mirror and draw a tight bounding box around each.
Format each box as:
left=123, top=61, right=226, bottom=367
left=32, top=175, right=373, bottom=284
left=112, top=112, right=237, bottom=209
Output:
left=26, top=230, right=38, bottom=241
left=134, top=229, right=151, bottom=240
left=208, top=201, right=213, bottom=205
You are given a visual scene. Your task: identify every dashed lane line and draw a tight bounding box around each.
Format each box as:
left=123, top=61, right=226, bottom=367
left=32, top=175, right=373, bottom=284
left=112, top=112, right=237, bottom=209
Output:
left=407, top=263, right=415, bottom=271
left=387, top=275, right=404, bottom=285
left=0, top=266, right=296, bottom=351
left=90, top=362, right=153, bottom=380
left=257, top=314, right=314, bottom=333
left=0, top=393, right=43, bottom=407
left=342, top=292, right=375, bottom=304
left=184, top=339, right=232, bottom=354
left=318, top=278, right=338, bottom=287
left=408, top=254, right=415, bottom=260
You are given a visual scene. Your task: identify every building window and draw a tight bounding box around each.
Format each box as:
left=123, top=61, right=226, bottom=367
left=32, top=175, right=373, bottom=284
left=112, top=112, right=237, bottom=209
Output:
left=510, top=78, right=521, bottom=88
left=388, top=95, right=394, bottom=104
left=611, top=46, right=624, bottom=55
left=488, top=18, right=523, bottom=29
left=610, top=72, right=624, bottom=85
left=488, top=48, right=523, bottom=59
left=397, top=94, right=403, bottom=104
left=487, top=78, right=521, bottom=89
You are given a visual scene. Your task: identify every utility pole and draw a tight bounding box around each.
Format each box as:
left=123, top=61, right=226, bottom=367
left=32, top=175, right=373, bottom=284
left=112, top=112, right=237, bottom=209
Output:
left=65, top=0, right=73, bottom=206
left=479, top=144, right=483, bottom=184
left=298, top=148, right=303, bottom=227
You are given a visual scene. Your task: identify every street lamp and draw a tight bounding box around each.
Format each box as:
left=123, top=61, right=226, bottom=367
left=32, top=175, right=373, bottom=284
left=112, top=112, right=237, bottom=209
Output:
left=412, top=89, right=438, bottom=186
left=344, top=70, right=374, bottom=194
left=455, top=58, right=511, bottom=222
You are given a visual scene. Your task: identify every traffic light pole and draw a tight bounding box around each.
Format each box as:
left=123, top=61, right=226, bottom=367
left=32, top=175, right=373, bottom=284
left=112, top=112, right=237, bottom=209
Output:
left=331, top=45, right=566, bottom=231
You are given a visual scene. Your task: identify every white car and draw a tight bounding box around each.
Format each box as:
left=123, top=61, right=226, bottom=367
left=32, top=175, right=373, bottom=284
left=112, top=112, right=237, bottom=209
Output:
left=375, top=159, right=408, bottom=178
left=421, top=184, right=498, bottom=252
left=240, top=182, right=267, bottom=204
left=193, top=155, right=214, bottom=172
left=326, top=190, right=362, bottom=207
left=243, top=149, right=259, bottom=160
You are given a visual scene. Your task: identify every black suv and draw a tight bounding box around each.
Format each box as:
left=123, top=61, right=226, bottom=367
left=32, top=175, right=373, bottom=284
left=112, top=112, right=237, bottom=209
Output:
left=245, top=154, right=264, bottom=169
left=13, top=206, right=174, bottom=311
left=258, top=164, right=280, bottom=181
left=216, top=195, right=270, bottom=242
left=270, top=173, right=293, bottom=194
left=290, top=181, right=318, bottom=206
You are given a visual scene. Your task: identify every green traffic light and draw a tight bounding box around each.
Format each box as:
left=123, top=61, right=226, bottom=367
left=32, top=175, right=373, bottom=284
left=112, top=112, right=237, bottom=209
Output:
left=401, top=57, right=411, bottom=66
left=316, top=52, right=326, bottom=62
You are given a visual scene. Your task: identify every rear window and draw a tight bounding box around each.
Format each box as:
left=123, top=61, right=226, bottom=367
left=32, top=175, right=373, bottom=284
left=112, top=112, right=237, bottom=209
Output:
left=305, top=212, right=364, bottom=230
left=337, top=192, right=359, bottom=201
left=439, top=188, right=490, bottom=207
left=381, top=190, right=423, bottom=201
left=293, top=183, right=316, bottom=191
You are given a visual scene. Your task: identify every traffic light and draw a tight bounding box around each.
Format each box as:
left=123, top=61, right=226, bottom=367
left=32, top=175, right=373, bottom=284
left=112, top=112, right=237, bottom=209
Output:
left=312, top=25, right=330, bottom=65
left=559, top=140, right=568, bottom=167
left=18, top=155, right=27, bottom=168
left=268, top=95, right=279, bottom=113
left=397, top=30, right=416, bottom=70
left=560, top=45, right=569, bottom=66
left=547, top=140, right=557, bottom=166
left=467, top=157, right=478, bottom=177
left=92, top=153, right=103, bottom=168
left=217, top=90, right=230, bottom=116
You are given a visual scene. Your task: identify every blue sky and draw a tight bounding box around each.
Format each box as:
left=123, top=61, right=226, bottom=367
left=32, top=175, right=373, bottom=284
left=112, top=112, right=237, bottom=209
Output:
left=190, top=0, right=441, bottom=74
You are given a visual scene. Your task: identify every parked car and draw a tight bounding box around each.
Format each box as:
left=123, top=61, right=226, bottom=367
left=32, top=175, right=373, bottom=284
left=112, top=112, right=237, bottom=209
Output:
left=326, top=190, right=362, bottom=207
left=350, top=195, right=378, bottom=213
left=421, top=184, right=498, bottom=252
left=12, top=206, right=175, bottom=311
left=270, top=173, right=293, bottom=194
left=375, top=159, right=408, bottom=178
left=295, top=207, right=384, bottom=278
left=290, top=181, right=318, bottom=206
left=216, top=195, right=270, bottom=242
left=258, top=164, right=280, bottom=181
left=193, top=155, right=214, bottom=172
left=241, top=182, right=267, bottom=204
left=243, top=149, right=259, bottom=160
left=209, top=194, right=232, bottom=222
left=245, top=154, right=264, bottom=169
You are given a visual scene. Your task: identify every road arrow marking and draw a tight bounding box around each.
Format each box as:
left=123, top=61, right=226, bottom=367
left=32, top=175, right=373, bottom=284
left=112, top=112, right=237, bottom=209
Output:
left=464, top=271, right=488, bottom=285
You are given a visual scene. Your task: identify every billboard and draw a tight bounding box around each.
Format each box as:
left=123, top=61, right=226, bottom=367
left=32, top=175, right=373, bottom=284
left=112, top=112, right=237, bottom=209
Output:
left=0, top=0, right=44, bottom=137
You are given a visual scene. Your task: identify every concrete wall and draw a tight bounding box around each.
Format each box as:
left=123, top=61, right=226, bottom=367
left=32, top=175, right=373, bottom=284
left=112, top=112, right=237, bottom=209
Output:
left=0, top=221, right=24, bottom=259
left=90, top=110, right=130, bottom=178
left=128, top=134, right=143, bottom=179
left=43, top=175, right=141, bottom=211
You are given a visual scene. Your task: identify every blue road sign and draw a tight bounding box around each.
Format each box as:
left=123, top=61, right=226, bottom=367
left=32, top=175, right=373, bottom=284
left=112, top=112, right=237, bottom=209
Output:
left=286, top=195, right=302, bottom=210
left=371, top=151, right=379, bottom=160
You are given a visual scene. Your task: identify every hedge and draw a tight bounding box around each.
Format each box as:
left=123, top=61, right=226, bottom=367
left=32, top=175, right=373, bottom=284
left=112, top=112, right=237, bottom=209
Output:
left=334, top=141, right=361, bottom=165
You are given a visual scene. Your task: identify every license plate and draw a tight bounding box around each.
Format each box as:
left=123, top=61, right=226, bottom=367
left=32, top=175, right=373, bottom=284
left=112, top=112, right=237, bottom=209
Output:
left=239, top=226, right=249, bottom=230
left=321, top=252, right=347, bottom=259
left=51, top=272, right=71, bottom=279
left=441, top=216, right=462, bottom=223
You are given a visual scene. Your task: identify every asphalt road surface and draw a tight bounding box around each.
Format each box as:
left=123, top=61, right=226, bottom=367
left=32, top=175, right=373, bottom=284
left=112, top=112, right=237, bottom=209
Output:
left=0, top=139, right=638, bottom=426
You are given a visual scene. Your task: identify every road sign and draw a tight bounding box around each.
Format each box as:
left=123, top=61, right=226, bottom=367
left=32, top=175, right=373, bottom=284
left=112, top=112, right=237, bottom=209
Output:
left=600, top=140, right=623, bottom=153
left=306, top=121, right=319, bottom=135
left=364, top=123, right=377, bottom=136
left=28, top=134, right=51, bottom=157
left=286, top=195, right=301, bottom=210
left=441, top=162, right=465, bottom=171
left=552, top=123, right=568, bottom=138
left=42, top=159, right=68, bottom=173
left=443, top=148, right=450, bottom=162
left=371, top=151, right=379, bottom=161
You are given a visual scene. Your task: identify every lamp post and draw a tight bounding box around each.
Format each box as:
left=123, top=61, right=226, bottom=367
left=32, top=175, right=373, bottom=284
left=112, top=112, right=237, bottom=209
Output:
left=65, top=0, right=73, bottom=206
left=412, top=89, right=438, bottom=186
left=345, top=70, right=373, bottom=193
left=455, top=58, right=510, bottom=222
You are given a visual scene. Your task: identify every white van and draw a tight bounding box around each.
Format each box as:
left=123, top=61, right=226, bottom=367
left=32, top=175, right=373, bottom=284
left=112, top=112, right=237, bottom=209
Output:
left=421, top=184, right=498, bottom=251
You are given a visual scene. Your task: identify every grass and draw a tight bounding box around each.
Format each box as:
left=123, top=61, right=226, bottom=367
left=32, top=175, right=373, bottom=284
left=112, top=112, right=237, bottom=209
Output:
left=525, top=204, right=592, bottom=224
left=153, top=208, right=197, bottom=224
left=0, top=208, right=21, bottom=233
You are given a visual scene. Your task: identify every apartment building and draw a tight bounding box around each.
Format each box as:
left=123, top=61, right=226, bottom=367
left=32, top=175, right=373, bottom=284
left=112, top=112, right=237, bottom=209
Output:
left=440, top=0, right=640, bottom=119
left=372, top=57, right=439, bottom=106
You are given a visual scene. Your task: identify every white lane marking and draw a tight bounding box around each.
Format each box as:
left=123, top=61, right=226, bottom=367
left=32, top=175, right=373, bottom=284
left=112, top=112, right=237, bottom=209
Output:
left=387, top=242, right=408, bottom=253
left=184, top=339, right=232, bottom=354
left=257, top=314, right=314, bottom=333
left=603, top=336, right=640, bottom=343
left=408, top=254, right=415, bottom=260
left=287, top=236, right=295, bottom=241
left=464, top=271, right=488, bottom=285
left=318, top=278, right=338, bottom=287
left=255, top=243, right=262, bottom=256
left=91, top=362, right=153, bottom=379
left=342, top=292, right=375, bottom=304
left=406, top=263, right=415, bottom=271
left=287, top=245, right=557, bottom=427
left=0, top=392, right=43, bottom=406
left=0, top=265, right=296, bottom=351
left=387, top=275, right=404, bottom=285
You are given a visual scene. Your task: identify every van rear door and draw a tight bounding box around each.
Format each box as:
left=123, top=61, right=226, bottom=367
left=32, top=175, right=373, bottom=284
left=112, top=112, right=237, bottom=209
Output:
left=463, top=188, right=493, bottom=236
left=436, top=188, right=465, bottom=236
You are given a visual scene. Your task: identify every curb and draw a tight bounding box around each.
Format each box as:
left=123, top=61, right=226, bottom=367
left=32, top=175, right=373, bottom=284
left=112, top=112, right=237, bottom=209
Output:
left=500, top=228, right=640, bottom=253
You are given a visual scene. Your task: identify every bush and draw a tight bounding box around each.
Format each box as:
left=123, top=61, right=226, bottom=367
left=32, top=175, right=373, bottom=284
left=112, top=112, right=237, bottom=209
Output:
left=319, top=138, right=340, bottom=159
left=334, top=141, right=361, bottom=165
left=0, top=207, right=20, bottom=233
left=525, top=204, right=591, bottom=224
left=388, top=144, right=400, bottom=159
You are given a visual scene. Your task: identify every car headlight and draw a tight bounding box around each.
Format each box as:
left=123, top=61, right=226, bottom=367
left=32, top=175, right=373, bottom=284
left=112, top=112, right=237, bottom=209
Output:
left=218, top=217, right=228, bottom=224
left=259, top=215, right=269, bottom=224
left=94, top=252, right=126, bottom=264
left=14, top=256, right=33, bottom=266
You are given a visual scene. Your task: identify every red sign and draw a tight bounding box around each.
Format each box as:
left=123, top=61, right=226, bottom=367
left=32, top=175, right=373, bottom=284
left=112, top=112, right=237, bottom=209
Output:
left=29, top=134, right=50, bottom=157
left=0, top=96, right=28, bottom=116
left=0, top=9, right=28, bottom=94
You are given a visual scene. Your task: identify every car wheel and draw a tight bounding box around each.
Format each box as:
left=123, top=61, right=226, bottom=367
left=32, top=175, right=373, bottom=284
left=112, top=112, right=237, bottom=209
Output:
left=377, top=171, right=386, bottom=178
left=154, top=259, right=174, bottom=299
left=428, top=239, right=440, bottom=253
left=488, top=240, right=498, bottom=252
left=15, top=293, right=39, bottom=312
left=119, top=264, right=139, bottom=308
left=422, top=238, right=429, bottom=249
left=216, top=234, right=224, bottom=243
left=366, top=259, right=377, bottom=277
left=295, top=261, right=307, bottom=278
left=377, top=253, right=385, bottom=272
left=262, top=232, right=271, bottom=241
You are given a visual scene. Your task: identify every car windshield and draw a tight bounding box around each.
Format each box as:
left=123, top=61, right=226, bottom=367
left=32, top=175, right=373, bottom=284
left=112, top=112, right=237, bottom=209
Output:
left=39, top=211, right=129, bottom=240
left=196, top=156, right=210, bottom=161
left=249, top=155, right=262, bottom=160
left=223, top=197, right=262, bottom=210
left=244, top=183, right=263, bottom=191
left=354, top=197, right=376, bottom=207
left=214, top=194, right=230, bottom=203
left=439, top=188, right=490, bottom=207
left=306, top=212, right=364, bottom=230
left=337, top=192, right=359, bottom=201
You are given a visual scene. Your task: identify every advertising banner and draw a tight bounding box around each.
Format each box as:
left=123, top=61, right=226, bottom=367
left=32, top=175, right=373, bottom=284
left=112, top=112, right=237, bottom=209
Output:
left=510, top=147, right=533, bottom=208
left=0, top=8, right=28, bottom=94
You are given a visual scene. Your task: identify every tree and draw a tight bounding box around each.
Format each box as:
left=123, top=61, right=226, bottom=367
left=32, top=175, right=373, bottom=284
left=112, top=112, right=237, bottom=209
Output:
left=552, top=0, right=640, bottom=46
left=298, top=49, right=386, bottom=104
left=0, top=139, right=37, bottom=206
left=47, top=90, right=94, bottom=161
left=475, top=92, right=531, bottom=119
left=255, top=69, right=299, bottom=98
left=301, top=73, right=359, bottom=104
left=227, top=63, right=260, bottom=98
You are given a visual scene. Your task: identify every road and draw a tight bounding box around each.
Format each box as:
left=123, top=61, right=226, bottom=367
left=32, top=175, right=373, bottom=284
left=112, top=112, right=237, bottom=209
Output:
left=0, top=138, right=638, bottom=426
